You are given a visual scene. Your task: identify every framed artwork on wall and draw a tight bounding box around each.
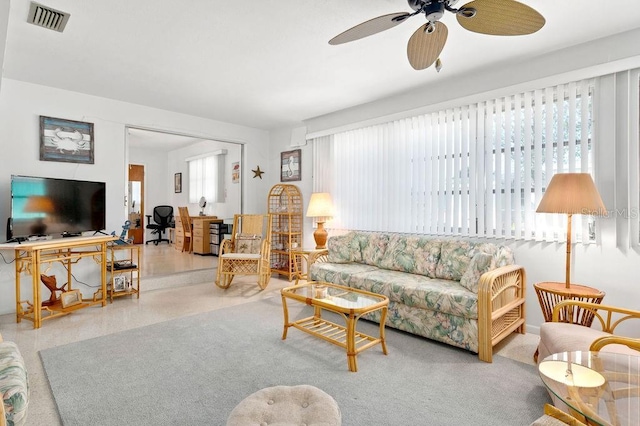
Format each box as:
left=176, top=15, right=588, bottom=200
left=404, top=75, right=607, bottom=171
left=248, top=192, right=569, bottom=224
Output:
left=174, top=173, right=182, bottom=193
left=281, top=149, right=301, bottom=182
left=40, top=116, right=95, bottom=164
left=232, top=162, right=240, bottom=183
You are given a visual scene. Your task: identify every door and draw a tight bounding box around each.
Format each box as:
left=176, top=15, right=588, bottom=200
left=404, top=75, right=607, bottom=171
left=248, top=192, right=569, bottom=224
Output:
left=128, top=164, right=144, bottom=244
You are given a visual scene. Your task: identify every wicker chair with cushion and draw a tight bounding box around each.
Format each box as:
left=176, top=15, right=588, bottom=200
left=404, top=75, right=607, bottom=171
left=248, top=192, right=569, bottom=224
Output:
left=537, top=300, right=640, bottom=362
left=215, top=214, right=272, bottom=290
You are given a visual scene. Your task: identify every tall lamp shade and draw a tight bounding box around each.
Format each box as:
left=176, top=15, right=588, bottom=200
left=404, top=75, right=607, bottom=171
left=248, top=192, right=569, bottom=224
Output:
left=306, top=192, right=334, bottom=249
left=536, top=173, right=605, bottom=289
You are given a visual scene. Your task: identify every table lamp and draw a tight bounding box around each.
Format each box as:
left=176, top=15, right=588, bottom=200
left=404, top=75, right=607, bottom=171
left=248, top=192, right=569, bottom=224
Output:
left=536, top=173, right=605, bottom=289
left=306, top=192, right=334, bottom=249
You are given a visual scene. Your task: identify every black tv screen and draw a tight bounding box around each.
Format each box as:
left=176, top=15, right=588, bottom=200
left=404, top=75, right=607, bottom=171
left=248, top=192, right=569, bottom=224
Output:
left=10, top=175, right=106, bottom=238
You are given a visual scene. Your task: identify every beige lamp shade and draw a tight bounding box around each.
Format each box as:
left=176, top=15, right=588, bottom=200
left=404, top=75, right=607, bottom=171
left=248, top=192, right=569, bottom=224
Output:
left=306, top=193, right=334, bottom=219
left=536, top=173, right=605, bottom=215
left=306, top=192, right=334, bottom=249
left=536, top=173, right=605, bottom=289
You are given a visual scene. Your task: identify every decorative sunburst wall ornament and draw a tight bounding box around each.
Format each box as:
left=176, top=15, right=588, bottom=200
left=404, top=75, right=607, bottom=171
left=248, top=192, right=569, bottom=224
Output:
left=252, top=166, right=264, bottom=179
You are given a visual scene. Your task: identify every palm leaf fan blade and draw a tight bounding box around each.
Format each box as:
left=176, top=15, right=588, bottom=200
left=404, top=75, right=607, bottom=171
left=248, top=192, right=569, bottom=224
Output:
left=407, top=22, right=448, bottom=70
left=456, top=0, right=545, bottom=36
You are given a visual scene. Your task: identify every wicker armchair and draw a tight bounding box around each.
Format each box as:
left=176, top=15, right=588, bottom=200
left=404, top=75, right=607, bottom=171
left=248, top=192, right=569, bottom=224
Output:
left=215, top=214, right=272, bottom=290
left=538, top=300, right=640, bottom=361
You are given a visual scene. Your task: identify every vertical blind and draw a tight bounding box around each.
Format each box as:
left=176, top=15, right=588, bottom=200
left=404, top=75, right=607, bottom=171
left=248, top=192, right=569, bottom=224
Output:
left=313, top=79, right=595, bottom=243
left=187, top=151, right=226, bottom=204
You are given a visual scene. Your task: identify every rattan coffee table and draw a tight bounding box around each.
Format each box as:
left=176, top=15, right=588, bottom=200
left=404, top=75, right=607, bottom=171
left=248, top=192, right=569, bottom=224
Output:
left=280, top=281, right=389, bottom=372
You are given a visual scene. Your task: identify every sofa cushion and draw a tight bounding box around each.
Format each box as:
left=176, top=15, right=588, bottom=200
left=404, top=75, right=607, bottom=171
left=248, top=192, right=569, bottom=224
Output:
left=309, top=262, right=378, bottom=286
left=471, top=243, right=515, bottom=267
left=379, top=235, right=441, bottom=278
left=434, top=240, right=475, bottom=281
left=352, top=232, right=389, bottom=266
left=346, top=268, right=478, bottom=319
left=326, top=232, right=359, bottom=263
left=0, top=341, right=29, bottom=426
left=459, top=252, right=495, bottom=293
left=235, top=234, right=262, bottom=254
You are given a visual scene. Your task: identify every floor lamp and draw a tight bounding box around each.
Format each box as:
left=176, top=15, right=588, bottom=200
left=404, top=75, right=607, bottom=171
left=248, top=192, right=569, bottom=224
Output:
left=306, top=192, right=334, bottom=249
left=535, top=173, right=606, bottom=289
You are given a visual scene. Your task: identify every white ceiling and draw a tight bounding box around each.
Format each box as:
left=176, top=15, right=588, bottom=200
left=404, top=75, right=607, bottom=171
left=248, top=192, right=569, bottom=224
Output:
left=4, top=0, right=640, bottom=132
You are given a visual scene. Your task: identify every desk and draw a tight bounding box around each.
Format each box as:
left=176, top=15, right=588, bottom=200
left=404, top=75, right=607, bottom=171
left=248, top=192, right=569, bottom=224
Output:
left=174, top=215, right=222, bottom=255
left=539, top=351, right=640, bottom=425
left=0, top=235, right=117, bottom=328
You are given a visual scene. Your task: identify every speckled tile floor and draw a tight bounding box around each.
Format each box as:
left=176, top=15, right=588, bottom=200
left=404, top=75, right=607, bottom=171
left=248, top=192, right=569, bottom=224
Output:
left=0, top=245, right=540, bottom=425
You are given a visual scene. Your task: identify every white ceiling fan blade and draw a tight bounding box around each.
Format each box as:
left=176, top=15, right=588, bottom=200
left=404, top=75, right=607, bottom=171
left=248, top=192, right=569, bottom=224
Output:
left=329, top=12, right=411, bottom=45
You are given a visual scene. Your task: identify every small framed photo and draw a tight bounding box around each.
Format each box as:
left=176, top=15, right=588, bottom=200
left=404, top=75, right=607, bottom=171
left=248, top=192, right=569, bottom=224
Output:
left=174, top=173, right=182, bottom=193
left=232, top=162, right=240, bottom=184
left=113, top=276, right=127, bottom=292
left=40, top=116, right=95, bottom=164
left=281, top=149, right=301, bottom=182
left=60, top=289, right=83, bottom=308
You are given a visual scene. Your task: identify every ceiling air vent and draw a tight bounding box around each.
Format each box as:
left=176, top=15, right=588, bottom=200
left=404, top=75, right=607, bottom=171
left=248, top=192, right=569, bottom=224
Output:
left=27, top=2, right=70, bottom=33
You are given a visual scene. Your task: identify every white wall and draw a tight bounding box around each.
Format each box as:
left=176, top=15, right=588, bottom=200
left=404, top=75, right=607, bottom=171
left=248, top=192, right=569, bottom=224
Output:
left=0, top=78, right=269, bottom=314
left=268, top=127, right=315, bottom=249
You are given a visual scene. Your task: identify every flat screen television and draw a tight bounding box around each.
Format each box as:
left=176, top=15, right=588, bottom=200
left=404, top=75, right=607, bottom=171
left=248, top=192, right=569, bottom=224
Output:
left=9, top=175, right=106, bottom=239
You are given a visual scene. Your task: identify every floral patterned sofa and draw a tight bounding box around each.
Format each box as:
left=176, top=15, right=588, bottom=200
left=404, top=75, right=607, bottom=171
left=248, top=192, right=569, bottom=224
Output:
left=0, top=334, right=29, bottom=426
left=308, top=231, right=526, bottom=362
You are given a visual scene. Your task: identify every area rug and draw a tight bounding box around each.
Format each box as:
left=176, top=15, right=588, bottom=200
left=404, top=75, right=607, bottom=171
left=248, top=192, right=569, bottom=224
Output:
left=40, top=297, right=550, bottom=425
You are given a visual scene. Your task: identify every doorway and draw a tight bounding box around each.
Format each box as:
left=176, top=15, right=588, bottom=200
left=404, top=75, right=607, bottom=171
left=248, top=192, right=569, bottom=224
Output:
left=128, top=164, right=144, bottom=244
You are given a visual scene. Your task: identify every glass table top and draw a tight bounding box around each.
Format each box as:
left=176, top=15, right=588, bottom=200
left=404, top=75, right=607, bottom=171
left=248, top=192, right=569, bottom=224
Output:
left=538, top=351, right=640, bottom=426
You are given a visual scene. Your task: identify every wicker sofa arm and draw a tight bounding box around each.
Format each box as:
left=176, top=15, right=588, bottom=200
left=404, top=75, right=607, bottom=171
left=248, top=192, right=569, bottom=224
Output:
left=551, top=300, right=640, bottom=333
left=477, top=264, right=527, bottom=363
left=307, top=249, right=329, bottom=269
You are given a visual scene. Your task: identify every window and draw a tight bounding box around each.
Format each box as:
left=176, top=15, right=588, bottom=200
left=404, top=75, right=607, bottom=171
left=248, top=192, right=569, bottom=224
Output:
left=313, top=79, right=595, bottom=243
left=187, top=150, right=226, bottom=204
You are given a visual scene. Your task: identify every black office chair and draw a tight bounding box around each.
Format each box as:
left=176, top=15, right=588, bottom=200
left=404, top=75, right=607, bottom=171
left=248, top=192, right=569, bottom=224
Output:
left=145, top=205, right=174, bottom=245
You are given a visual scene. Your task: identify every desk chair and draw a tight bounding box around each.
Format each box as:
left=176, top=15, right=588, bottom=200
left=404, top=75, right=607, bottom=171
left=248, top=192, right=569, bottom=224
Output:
left=145, top=205, right=174, bottom=245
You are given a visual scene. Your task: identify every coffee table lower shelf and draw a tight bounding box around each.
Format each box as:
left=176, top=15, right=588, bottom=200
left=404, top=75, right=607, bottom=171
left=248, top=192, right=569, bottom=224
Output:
left=291, top=315, right=383, bottom=352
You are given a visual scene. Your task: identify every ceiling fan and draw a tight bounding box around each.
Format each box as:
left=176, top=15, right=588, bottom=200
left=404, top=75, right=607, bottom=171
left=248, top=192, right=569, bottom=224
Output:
left=329, top=0, right=545, bottom=71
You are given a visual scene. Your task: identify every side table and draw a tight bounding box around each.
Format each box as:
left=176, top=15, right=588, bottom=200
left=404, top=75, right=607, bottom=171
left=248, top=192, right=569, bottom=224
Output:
left=291, top=248, right=325, bottom=285
left=533, top=281, right=605, bottom=361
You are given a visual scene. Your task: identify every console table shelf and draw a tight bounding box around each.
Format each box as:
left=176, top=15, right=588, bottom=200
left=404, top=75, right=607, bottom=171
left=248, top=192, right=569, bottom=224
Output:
left=0, top=235, right=117, bottom=329
left=106, top=243, right=141, bottom=303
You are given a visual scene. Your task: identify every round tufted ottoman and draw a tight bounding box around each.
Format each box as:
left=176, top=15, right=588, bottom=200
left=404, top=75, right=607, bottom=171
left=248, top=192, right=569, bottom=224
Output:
left=226, top=385, right=341, bottom=426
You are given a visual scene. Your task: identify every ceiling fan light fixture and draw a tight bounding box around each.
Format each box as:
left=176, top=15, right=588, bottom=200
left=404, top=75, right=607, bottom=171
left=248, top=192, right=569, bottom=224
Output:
left=435, top=58, right=443, bottom=72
